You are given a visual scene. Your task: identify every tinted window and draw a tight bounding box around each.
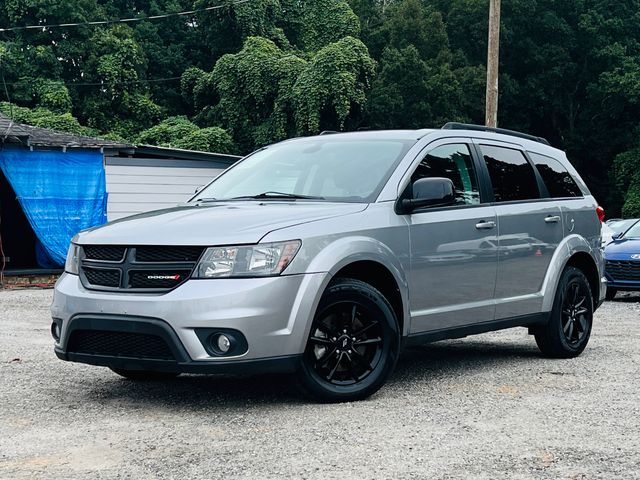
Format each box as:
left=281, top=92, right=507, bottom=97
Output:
left=480, top=145, right=540, bottom=202
left=529, top=152, right=582, bottom=198
left=411, top=144, right=480, bottom=205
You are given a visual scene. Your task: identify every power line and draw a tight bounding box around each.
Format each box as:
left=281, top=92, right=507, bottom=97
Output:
left=0, top=0, right=252, bottom=33
left=2, top=76, right=183, bottom=87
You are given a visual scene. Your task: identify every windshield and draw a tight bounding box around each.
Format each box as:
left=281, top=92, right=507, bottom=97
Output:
left=193, top=137, right=415, bottom=203
left=623, top=220, right=640, bottom=238
left=608, top=219, right=637, bottom=233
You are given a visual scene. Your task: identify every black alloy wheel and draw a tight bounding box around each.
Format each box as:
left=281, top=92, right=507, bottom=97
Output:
left=298, top=278, right=400, bottom=402
left=561, top=281, right=590, bottom=347
left=308, top=302, right=383, bottom=386
left=535, top=266, right=593, bottom=358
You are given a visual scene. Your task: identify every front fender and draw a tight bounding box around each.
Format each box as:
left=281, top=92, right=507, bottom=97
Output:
left=299, top=236, right=411, bottom=336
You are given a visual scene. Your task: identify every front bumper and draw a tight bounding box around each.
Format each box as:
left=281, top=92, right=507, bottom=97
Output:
left=604, top=276, right=640, bottom=291
left=52, top=271, right=328, bottom=371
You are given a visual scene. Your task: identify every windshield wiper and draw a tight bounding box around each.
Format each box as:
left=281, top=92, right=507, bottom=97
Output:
left=228, top=191, right=325, bottom=201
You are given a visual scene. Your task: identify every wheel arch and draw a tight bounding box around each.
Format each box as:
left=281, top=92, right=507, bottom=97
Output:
left=332, top=260, right=405, bottom=337
left=565, top=252, right=600, bottom=307
left=305, top=237, right=410, bottom=336
left=541, top=235, right=602, bottom=311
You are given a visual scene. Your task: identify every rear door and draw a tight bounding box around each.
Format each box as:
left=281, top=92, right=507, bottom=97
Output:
left=475, top=141, right=564, bottom=319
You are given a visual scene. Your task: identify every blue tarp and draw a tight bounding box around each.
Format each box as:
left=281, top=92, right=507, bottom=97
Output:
left=0, top=146, right=107, bottom=267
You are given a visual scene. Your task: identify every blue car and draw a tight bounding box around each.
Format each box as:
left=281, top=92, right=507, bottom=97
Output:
left=604, top=219, right=640, bottom=299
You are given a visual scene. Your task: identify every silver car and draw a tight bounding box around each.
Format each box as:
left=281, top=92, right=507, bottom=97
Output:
left=52, top=123, right=606, bottom=402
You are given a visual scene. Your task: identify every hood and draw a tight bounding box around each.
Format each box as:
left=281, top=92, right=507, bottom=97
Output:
left=76, top=201, right=367, bottom=245
left=604, top=237, right=640, bottom=258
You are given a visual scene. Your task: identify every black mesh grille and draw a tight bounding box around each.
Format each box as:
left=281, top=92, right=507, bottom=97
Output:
left=83, top=267, right=121, bottom=287
left=129, top=270, right=192, bottom=289
left=83, top=246, right=126, bottom=262
left=606, top=260, right=640, bottom=281
left=80, top=245, right=202, bottom=292
left=135, top=246, right=204, bottom=263
left=67, top=330, right=174, bottom=360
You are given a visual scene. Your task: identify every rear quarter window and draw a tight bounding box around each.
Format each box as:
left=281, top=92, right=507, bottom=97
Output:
left=529, top=152, right=582, bottom=198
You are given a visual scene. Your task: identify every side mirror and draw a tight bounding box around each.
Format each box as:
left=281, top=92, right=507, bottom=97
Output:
left=612, top=231, right=622, bottom=240
left=399, top=177, right=456, bottom=213
left=194, top=185, right=204, bottom=194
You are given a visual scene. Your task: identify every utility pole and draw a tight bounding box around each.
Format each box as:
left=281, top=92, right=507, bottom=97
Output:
left=485, top=0, right=501, bottom=128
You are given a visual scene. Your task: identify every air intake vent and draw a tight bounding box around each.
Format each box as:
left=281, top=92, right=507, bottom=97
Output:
left=606, top=260, right=640, bottom=281
left=67, top=330, right=174, bottom=360
left=83, top=267, right=121, bottom=287
left=135, top=246, right=204, bottom=263
left=83, top=246, right=126, bottom=262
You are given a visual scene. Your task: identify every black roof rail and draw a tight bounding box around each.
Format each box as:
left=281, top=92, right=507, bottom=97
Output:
left=441, top=122, right=550, bottom=146
left=319, top=130, right=339, bottom=135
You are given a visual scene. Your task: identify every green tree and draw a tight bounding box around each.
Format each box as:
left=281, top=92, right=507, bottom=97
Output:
left=293, top=36, right=376, bottom=134
left=137, top=116, right=235, bottom=154
left=282, top=0, right=360, bottom=52
left=79, top=25, right=164, bottom=137
left=622, top=179, right=640, bottom=218
left=206, top=36, right=306, bottom=151
left=0, top=102, right=96, bottom=135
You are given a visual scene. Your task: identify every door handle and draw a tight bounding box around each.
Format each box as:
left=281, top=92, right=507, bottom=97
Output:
left=475, top=220, right=496, bottom=230
left=545, top=215, right=561, bottom=224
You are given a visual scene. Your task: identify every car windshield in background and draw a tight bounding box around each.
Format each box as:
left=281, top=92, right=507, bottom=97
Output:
left=609, top=218, right=638, bottom=233
left=622, top=221, right=640, bottom=239
left=194, top=138, right=415, bottom=203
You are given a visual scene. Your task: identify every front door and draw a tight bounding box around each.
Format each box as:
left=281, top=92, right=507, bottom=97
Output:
left=406, top=141, right=498, bottom=333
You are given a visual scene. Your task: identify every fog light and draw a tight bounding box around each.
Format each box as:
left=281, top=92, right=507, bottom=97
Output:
left=51, top=320, right=61, bottom=341
left=217, top=334, right=231, bottom=353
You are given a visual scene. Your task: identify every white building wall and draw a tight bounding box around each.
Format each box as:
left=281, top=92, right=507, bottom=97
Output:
left=104, top=157, right=226, bottom=221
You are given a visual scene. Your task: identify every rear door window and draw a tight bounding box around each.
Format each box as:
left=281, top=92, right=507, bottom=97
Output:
left=480, top=144, right=540, bottom=202
left=528, top=152, right=582, bottom=198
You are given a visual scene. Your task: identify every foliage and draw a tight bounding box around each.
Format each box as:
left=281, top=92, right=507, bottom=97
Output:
left=612, top=146, right=640, bottom=218
left=293, top=36, right=376, bottom=135
left=136, top=116, right=235, bottom=154
left=205, top=36, right=306, bottom=150
left=0, top=102, right=96, bottom=136
left=2, top=0, right=640, bottom=213
left=622, top=180, right=640, bottom=218
left=283, top=0, right=360, bottom=52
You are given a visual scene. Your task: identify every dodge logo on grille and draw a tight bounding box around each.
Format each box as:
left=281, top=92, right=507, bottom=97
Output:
left=146, top=274, right=182, bottom=281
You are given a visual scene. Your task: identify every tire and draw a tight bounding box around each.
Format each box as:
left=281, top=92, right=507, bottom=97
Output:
left=605, top=287, right=618, bottom=301
left=535, top=266, right=593, bottom=358
left=297, top=278, right=401, bottom=402
left=109, top=367, right=180, bottom=381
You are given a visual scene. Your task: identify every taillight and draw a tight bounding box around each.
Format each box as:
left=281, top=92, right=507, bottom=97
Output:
left=596, top=206, right=605, bottom=223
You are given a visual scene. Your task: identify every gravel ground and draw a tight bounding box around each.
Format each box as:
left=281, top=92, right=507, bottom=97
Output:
left=0, top=289, right=639, bottom=480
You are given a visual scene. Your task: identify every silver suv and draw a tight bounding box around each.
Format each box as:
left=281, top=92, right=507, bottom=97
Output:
left=52, top=123, right=605, bottom=402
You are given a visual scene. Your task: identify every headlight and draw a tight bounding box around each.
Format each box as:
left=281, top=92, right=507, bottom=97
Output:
left=193, top=241, right=301, bottom=278
left=65, top=243, right=81, bottom=275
